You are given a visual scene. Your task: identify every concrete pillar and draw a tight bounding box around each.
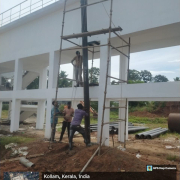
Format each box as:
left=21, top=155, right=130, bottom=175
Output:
left=8, top=101, right=12, bottom=120
left=0, top=74, right=2, bottom=85
left=118, top=100, right=128, bottom=142
left=0, top=102, right=2, bottom=118
left=48, top=51, right=59, bottom=89
left=45, top=98, right=52, bottom=138
left=72, top=66, right=76, bottom=87
left=118, top=51, right=129, bottom=142
left=39, top=68, right=47, bottom=89
left=119, top=53, right=128, bottom=82
left=97, top=38, right=110, bottom=146
left=13, top=59, right=23, bottom=90
left=10, top=99, right=21, bottom=132
left=36, top=100, right=46, bottom=129
left=72, top=100, right=80, bottom=111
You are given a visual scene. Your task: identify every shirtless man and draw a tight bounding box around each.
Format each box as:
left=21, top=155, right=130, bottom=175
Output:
left=71, top=51, right=83, bottom=87
left=59, top=102, right=74, bottom=142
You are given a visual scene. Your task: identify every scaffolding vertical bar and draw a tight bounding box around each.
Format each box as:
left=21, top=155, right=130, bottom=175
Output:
left=81, top=0, right=90, bottom=144
left=50, top=0, right=67, bottom=142
left=99, top=0, right=113, bottom=155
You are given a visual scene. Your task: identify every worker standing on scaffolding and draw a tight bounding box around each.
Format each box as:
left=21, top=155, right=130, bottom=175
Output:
left=50, top=101, right=60, bottom=142
left=71, top=51, right=83, bottom=87
left=59, top=102, right=74, bottom=142
left=69, top=103, right=88, bottom=150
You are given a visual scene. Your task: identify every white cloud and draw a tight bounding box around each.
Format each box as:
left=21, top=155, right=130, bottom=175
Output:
left=168, top=59, right=180, bottom=63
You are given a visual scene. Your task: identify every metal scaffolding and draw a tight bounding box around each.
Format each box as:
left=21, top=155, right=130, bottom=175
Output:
left=52, top=0, right=131, bottom=154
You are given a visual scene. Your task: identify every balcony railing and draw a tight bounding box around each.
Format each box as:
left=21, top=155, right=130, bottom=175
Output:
left=0, top=0, right=59, bottom=27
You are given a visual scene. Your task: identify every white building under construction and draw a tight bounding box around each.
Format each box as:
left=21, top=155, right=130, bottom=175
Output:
left=0, top=0, right=180, bottom=146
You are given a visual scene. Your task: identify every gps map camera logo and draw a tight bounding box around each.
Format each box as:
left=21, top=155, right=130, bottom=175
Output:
left=147, top=165, right=153, bottom=171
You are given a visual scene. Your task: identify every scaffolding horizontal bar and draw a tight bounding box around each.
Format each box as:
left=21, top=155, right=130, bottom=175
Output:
left=111, top=45, right=129, bottom=49
left=61, top=44, right=108, bottom=51
left=107, top=75, right=127, bottom=82
left=103, top=119, right=125, bottom=125
left=105, top=107, right=127, bottom=109
left=62, top=27, right=122, bottom=40
left=65, top=0, right=109, bottom=13
left=110, top=45, right=129, bottom=58
left=113, top=31, right=129, bottom=45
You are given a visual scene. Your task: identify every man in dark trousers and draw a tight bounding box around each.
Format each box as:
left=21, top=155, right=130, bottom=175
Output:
left=50, top=101, right=60, bottom=141
left=59, top=102, right=74, bottom=142
left=71, top=51, right=83, bottom=87
left=69, top=103, right=88, bottom=150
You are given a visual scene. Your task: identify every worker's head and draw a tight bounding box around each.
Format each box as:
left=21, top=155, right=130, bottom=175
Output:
left=52, top=101, right=58, bottom=107
left=76, top=51, right=80, bottom=56
left=67, top=101, right=71, bottom=109
left=77, top=103, right=83, bottom=110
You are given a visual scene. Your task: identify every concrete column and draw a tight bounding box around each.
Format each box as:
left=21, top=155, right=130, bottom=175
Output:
left=72, top=66, right=76, bottom=87
left=118, top=100, right=128, bottom=142
left=48, top=51, right=59, bottom=89
left=13, top=59, right=23, bottom=90
left=10, top=99, right=21, bottom=132
left=36, top=100, right=46, bottom=129
left=72, top=100, right=80, bottom=111
left=0, top=102, right=2, bottom=118
left=39, top=67, right=47, bottom=89
left=45, top=98, right=52, bottom=138
left=8, top=101, right=12, bottom=120
left=0, top=74, right=2, bottom=85
left=119, top=52, right=128, bottom=82
left=97, top=38, right=110, bottom=146
left=118, top=52, right=129, bottom=142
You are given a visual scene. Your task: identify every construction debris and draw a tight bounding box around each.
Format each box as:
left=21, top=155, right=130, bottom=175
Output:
left=19, top=157, right=34, bottom=168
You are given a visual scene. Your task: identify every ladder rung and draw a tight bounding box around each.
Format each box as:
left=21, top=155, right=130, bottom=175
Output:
left=105, top=107, right=126, bottom=109
left=103, top=119, right=125, bottom=125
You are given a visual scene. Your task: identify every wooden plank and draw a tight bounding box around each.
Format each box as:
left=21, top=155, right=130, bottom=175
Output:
left=62, top=27, right=122, bottom=40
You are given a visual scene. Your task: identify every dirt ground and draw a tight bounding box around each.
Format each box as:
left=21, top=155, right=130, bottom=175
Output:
left=0, top=122, right=180, bottom=180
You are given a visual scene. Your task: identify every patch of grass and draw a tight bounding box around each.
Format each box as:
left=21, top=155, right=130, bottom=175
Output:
left=166, top=155, right=178, bottom=161
left=160, top=131, right=180, bottom=139
left=1, top=110, right=8, bottom=119
left=129, top=116, right=167, bottom=124
left=0, top=136, right=35, bottom=148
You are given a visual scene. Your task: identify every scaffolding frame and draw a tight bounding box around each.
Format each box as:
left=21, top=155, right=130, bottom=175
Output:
left=52, top=0, right=131, bottom=154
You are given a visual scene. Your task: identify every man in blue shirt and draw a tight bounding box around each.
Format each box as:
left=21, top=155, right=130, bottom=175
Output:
left=50, top=101, right=60, bottom=142
left=69, top=103, right=88, bottom=150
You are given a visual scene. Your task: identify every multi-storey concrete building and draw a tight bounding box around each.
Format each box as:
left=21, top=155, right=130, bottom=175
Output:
left=0, top=0, right=180, bottom=146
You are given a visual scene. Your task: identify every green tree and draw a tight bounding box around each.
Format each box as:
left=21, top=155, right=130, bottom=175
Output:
left=27, top=77, right=39, bottom=89
left=89, top=67, right=100, bottom=84
left=128, top=69, right=141, bottom=81
left=58, top=71, right=72, bottom=88
left=140, top=70, right=152, bottom=83
left=174, top=77, right=180, bottom=81
left=153, top=75, right=169, bottom=82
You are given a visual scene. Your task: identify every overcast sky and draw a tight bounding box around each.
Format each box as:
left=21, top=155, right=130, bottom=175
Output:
left=1, top=0, right=180, bottom=81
